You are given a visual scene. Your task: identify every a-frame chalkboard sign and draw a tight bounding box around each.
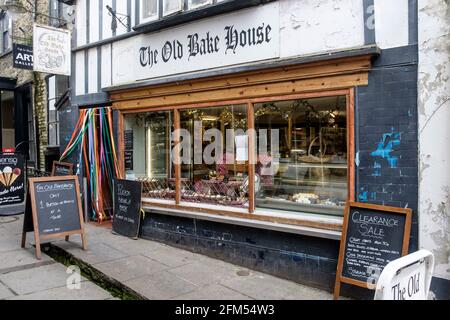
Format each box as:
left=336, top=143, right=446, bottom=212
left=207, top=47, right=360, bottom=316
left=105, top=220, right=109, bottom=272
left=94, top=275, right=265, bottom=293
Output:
left=21, top=176, right=87, bottom=259
left=51, top=161, right=74, bottom=176
left=333, top=202, right=412, bottom=299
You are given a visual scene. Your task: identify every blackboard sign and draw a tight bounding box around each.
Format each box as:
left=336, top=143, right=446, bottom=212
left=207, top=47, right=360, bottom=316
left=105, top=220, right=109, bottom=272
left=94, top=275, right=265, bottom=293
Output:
left=0, top=153, right=26, bottom=216
left=333, top=202, right=411, bottom=299
left=112, top=179, right=142, bottom=238
left=21, top=176, right=87, bottom=259
left=51, top=161, right=74, bottom=176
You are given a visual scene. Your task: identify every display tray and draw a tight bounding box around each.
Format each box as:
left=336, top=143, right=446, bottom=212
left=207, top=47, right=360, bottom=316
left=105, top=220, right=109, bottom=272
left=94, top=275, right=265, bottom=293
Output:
left=280, top=178, right=347, bottom=188
left=289, top=163, right=347, bottom=169
left=255, top=197, right=345, bottom=216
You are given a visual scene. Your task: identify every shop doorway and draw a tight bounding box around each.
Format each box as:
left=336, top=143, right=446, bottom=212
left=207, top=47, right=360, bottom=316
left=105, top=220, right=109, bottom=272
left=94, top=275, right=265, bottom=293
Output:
left=0, top=90, right=15, bottom=150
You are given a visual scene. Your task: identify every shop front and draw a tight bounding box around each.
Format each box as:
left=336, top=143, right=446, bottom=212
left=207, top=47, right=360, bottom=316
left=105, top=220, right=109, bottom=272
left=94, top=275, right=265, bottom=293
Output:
left=70, top=0, right=423, bottom=296
left=106, top=50, right=377, bottom=294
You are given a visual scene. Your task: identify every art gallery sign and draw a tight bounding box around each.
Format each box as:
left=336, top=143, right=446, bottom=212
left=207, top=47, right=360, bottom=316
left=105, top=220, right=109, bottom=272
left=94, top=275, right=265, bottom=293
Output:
left=13, top=44, right=33, bottom=70
left=33, top=24, right=71, bottom=76
left=113, top=2, right=280, bottom=84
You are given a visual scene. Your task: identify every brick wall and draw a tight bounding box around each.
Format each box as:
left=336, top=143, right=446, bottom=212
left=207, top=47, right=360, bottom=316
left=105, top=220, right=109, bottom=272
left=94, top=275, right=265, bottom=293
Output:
left=356, top=45, right=419, bottom=251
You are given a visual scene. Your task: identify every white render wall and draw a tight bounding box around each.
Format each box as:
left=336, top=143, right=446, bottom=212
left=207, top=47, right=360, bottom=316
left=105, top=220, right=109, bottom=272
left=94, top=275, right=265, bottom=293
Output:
left=418, top=0, right=450, bottom=281
left=73, top=0, right=411, bottom=95
left=279, top=0, right=365, bottom=57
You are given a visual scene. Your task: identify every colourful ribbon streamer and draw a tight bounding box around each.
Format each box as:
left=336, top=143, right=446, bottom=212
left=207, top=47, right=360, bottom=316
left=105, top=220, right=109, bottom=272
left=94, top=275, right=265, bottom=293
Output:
left=60, top=107, right=119, bottom=222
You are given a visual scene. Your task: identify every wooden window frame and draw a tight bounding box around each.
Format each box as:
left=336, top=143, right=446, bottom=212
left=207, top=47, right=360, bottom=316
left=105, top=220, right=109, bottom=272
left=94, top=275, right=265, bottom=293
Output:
left=117, top=88, right=355, bottom=230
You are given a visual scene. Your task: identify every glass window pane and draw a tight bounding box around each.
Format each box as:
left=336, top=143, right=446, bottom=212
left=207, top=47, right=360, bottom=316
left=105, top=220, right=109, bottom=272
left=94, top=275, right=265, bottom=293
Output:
left=56, top=75, right=69, bottom=99
left=189, top=0, right=212, bottom=9
left=180, top=105, right=248, bottom=208
left=254, top=96, right=347, bottom=216
left=163, top=0, right=182, bottom=15
left=48, top=76, right=56, bottom=100
left=48, top=123, right=57, bottom=146
left=124, top=111, right=175, bottom=201
left=142, top=0, right=158, bottom=20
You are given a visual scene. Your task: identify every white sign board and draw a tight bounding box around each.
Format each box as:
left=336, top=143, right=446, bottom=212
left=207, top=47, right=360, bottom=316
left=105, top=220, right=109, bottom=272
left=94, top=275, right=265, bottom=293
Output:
left=375, top=250, right=435, bottom=300
left=33, top=24, right=71, bottom=76
left=113, top=2, right=280, bottom=85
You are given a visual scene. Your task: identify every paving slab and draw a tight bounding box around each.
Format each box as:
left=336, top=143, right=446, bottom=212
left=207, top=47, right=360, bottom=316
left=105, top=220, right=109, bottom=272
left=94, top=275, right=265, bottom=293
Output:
left=94, top=255, right=169, bottom=282
left=6, top=282, right=112, bottom=300
left=220, top=272, right=332, bottom=300
left=0, top=248, right=52, bottom=273
left=125, top=271, right=198, bottom=300
left=55, top=241, right=129, bottom=265
left=172, top=284, right=253, bottom=300
left=0, top=234, right=22, bottom=253
left=167, top=260, right=243, bottom=287
left=0, top=263, right=87, bottom=296
left=0, top=282, right=15, bottom=299
left=141, top=245, right=201, bottom=268
left=0, top=216, right=23, bottom=236
left=99, top=236, right=165, bottom=256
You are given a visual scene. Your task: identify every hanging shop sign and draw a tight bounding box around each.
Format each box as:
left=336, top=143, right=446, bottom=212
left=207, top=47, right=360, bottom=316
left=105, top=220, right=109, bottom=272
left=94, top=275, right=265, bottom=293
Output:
left=112, top=179, right=142, bottom=239
left=22, top=176, right=87, bottom=259
left=0, top=153, right=25, bottom=216
left=333, top=202, right=412, bottom=299
left=33, top=24, right=71, bottom=76
left=13, top=44, right=33, bottom=70
left=113, top=2, right=280, bottom=84
left=51, top=161, right=74, bottom=176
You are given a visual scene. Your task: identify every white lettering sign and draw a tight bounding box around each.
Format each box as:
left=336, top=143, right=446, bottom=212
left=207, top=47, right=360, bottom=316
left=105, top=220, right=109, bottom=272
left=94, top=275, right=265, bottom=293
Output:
left=375, top=250, right=435, bottom=300
left=113, top=3, right=279, bottom=85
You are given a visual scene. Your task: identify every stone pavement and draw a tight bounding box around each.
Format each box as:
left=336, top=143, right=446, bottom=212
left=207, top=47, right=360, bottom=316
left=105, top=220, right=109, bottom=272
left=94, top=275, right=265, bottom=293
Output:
left=52, top=222, right=334, bottom=300
left=0, top=215, right=114, bottom=300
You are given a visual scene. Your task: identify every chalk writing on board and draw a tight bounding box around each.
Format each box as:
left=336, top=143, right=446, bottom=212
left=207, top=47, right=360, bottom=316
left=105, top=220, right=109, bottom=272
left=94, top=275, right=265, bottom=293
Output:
left=342, top=207, right=406, bottom=283
left=36, top=183, right=74, bottom=192
left=113, top=179, right=141, bottom=238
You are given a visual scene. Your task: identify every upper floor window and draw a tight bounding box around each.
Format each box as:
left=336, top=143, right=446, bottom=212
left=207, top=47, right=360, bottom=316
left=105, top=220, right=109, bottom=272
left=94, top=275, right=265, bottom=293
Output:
left=49, top=0, right=74, bottom=28
left=139, top=0, right=224, bottom=24
left=188, top=0, right=212, bottom=10
left=163, top=0, right=183, bottom=16
left=0, top=11, right=12, bottom=54
left=141, top=0, right=159, bottom=22
left=47, top=75, right=69, bottom=147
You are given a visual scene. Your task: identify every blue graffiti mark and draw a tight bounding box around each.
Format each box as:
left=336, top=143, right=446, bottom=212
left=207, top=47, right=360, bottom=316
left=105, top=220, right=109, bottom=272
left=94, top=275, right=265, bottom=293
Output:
left=372, top=161, right=381, bottom=177
left=358, top=191, right=368, bottom=202
left=371, top=129, right=401, bottom=168
left=358, top=187, right=376, bottom=203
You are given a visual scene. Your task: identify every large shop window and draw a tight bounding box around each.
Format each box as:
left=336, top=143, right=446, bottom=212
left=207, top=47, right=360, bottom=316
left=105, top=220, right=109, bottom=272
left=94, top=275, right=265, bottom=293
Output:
left=179, top=105, right=249, bottom=208
left=123, top=95, right=348, bottom=217
left=254, top=96, right=348, bottom=216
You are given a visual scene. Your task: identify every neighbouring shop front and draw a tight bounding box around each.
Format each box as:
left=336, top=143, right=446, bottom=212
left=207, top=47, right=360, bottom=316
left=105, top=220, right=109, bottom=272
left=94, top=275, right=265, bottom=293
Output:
left=0, top=77, right=34, bottom=165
